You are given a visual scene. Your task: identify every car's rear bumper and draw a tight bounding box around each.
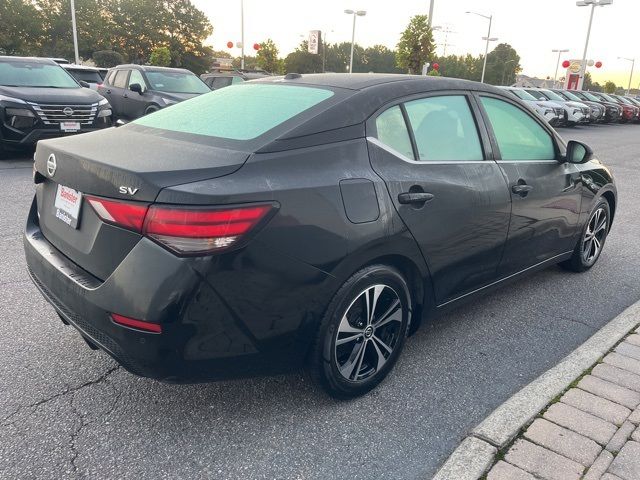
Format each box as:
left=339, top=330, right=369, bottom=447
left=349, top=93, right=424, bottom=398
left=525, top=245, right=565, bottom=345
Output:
left=24, top=196, right=326, bottom=382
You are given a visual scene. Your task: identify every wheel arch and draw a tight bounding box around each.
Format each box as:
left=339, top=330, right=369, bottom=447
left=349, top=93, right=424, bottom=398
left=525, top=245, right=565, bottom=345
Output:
left=601, top=190, right=616, bottom=227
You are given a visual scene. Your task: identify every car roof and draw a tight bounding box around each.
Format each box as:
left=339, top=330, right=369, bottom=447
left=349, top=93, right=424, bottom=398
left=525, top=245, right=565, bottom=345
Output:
left=62, top=64, right=100, bottom=72
left=112, top=64, right=192, bottom=74
left=0, top=56, right=59, bottom=65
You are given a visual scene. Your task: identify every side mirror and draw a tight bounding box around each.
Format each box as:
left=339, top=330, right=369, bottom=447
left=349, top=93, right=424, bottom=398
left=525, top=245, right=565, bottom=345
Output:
left=565, top=140, right=593, bottom=164
left=79, top=80, right=90, bottom=88
left=129, top=83, right=143, bottom=94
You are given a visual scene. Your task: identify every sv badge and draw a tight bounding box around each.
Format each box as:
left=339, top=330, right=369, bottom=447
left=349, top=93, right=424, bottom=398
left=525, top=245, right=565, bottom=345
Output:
left=119, top=186, right=139, bottom=196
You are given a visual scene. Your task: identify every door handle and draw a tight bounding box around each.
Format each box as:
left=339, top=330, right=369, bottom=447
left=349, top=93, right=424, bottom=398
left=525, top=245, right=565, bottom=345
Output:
left=398, top=192, right=435, bottom=205
left=511, top=184, right=534, bottom=196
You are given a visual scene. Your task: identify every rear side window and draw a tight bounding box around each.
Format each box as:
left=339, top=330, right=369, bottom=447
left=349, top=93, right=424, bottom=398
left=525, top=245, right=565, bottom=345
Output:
left=404, top=95, right=483, bottom=162
left=480, top=97, right=556, bottom=161
left=133, top=84, right=334, bottom=140
left=112, top=70, right=128, bottom=89
left=375, top=106, right=413, bottom=159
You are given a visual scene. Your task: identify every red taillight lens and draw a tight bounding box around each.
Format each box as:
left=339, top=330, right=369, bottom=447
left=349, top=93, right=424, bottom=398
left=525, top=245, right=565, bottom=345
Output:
left=86, top=196, right=148, bottom=232
left=111, top=313, right=162, bottom=333
left=87, top=196, right=274, bottom=255
left=143, top=205, right=272, bottom=255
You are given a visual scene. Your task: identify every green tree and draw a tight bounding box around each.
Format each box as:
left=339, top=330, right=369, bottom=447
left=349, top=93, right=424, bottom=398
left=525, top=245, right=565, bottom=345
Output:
left=149, top=46, right=171, bottom=66
left=436, top=54, right=482, bottom=81
left=92, top=50, right=125, bottom=67
left=0, top=0, right=43, bottom=56
left=284, top=41, right=322, bottom=74
left=256, top=39, right=280, bottom=74
left=396, top=15, right=435, bottom=74
left=362, top=45, right=401, bottom=73
left=483, top=43, right=521, bottom=85
left=604, top=81, right=617, bottom=94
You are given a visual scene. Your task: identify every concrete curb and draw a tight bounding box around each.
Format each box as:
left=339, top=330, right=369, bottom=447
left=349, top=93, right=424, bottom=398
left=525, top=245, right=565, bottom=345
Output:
left=432, top=300, right=640, bottom=480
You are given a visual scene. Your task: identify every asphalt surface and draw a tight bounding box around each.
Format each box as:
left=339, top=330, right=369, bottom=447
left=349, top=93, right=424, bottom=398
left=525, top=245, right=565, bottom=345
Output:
left=1, top=123, right=639, bottom=480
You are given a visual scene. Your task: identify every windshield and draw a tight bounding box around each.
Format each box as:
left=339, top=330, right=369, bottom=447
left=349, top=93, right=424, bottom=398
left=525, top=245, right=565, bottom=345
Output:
left=581, top=92, right=601, bottom=102
left=67, top=69, right=102, bottom=84
left=510, top=89, right=538, bottom=101
left=145, top=71, right=210, bottom=94
left=524, top=89, right=547, bottom=101
left=133, top=83, right=335, bottom=140
left=540, top=90, right=565, bottom=102
left=599, top=93, right=617, bottom=103
left=0, top=60, right=79, bottom=88
left=559, top=90, right=581, bottom=101
left=617, top=96, right=634, bottom=105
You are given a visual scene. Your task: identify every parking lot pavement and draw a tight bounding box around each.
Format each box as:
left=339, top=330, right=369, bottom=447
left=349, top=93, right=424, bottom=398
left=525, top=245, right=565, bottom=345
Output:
left=1, top=123, right=639, bottom=480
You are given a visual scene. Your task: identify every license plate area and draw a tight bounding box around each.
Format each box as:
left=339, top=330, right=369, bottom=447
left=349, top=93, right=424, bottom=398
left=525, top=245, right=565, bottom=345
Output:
left=53, top=184, right=83, bottom=229
left=60, top=121, right=81, bottom=132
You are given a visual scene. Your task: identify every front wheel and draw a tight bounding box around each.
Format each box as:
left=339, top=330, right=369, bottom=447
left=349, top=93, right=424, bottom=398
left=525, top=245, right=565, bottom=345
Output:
left=144, top=105, right=160, bottom=116
left=561, top=200, right=610, bottom=272
left=309, top=265, right=412, bottom=398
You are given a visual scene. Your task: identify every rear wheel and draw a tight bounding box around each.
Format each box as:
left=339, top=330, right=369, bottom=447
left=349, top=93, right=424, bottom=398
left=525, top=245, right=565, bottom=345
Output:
left=561, top=200, right=610, bottom=272
left=310, top=265, right=412, bottom=398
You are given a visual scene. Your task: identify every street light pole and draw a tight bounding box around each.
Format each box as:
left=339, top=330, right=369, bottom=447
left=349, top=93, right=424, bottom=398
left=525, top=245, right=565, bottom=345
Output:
left=466, top=11, right=494, bottom=83
left=428, top=0, right=435, bottom=28
left=344, top=10, right=366, bottom=74
left=70, top=0, right=80, bottom=64
left=552, top=49, right=570, bottom=88
left=576, top=0, right=613, bottom=90
left=619, top=57, right=635, bottom=95
left=240, top=0, right=245, bottom=70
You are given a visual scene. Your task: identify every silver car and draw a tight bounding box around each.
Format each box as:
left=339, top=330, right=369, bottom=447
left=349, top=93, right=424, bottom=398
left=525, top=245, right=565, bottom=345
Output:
left=499, top=86, right=564, bottom=126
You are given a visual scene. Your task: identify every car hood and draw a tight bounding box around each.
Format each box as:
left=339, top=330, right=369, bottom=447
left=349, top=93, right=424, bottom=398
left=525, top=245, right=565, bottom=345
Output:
left=564, top=101, right=589, bottom=109
left=150, top=91, right=201, bottom=102
left=537, top=100, right=564, bottom=109
left=0, top=85, right=104, bottom=105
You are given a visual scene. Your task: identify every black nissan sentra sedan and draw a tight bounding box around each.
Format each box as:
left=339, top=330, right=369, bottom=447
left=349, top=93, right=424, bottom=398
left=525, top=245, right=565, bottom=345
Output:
left=24, top=74, right=616, bottom=398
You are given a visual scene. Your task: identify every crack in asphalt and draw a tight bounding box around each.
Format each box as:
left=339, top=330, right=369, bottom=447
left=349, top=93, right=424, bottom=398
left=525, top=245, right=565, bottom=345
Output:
left=530, top=306, right=597, bottom=331
left=1, top=365, right=121, bottom=427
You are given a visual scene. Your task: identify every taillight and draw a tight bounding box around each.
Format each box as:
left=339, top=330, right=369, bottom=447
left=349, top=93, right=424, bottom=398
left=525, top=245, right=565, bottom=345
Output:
left=86, top=196, right=148, bottom=232
left=87, top=196, right=274, bottom=255
left=143, top=205, right=273, bottom=255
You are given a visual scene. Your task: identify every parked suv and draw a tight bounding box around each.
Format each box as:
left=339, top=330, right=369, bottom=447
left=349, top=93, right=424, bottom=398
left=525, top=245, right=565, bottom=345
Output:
left=0, top=56, right=112, bottom=153
left=201, top=68, right=271, bottom=90
left=525, top=88, right=589, bottom=126
left=98, top=65, right=210, bottom=121
left=498, top=86, right=564, bottom=126
left=550, top=89, right=605, bottom=123
left=571, top=90, right=621, bottom=123
left=61, top=64, right=104, bottom=91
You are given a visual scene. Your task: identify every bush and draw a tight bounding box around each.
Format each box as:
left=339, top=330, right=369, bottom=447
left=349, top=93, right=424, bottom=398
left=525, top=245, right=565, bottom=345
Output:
left=92, top=50, right=125, bottom=68
left=149, top=47, right=171, bottom=67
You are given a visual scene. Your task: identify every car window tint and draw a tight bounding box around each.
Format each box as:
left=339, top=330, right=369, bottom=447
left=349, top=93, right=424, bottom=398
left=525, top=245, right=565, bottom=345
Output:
left=112, top=70, right=128, bottom=89
left=212, top=77, right=232, bottom=89
left=404, top=95, right=483, bottom=162
left=133, top=84, right=334, bottom=140
left=481, top=97, right=555, bottom=161
left=231, top=76, right=244, bottom=84
left=128, top=69, right=146, bottom=90
left=375, top=105, right=414, bottom=159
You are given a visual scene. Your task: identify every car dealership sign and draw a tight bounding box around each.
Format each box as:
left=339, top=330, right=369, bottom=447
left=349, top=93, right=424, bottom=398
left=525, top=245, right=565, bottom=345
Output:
left=308, top=30, right=321, bottom=54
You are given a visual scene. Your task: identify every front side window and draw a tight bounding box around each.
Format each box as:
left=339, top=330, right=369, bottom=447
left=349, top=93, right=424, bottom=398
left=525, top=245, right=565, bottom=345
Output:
left=128, top=70, right=146, bottom=91
left=375, top=105, right=413, bottom=159
left=480, top=97, right=556, bottom=161
left=404, top=95, right=483, bottom=162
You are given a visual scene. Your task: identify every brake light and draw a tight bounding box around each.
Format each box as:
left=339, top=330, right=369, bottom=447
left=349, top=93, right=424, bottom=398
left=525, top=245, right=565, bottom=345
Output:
left=86, top=196, right=148, bottom=232
left=87, top=196, right=273, bottom=255
left=111, top=313, right=162, bottom=333
left=143, top=205, right=272, bottom=255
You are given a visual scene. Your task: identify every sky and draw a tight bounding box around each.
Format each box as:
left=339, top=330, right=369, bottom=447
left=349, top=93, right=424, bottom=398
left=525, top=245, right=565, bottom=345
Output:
left=191, top=0, right=639, bottom=87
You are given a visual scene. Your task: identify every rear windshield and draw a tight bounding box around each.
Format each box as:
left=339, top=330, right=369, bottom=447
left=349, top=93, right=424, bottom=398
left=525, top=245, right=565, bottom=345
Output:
left=66, top=69, right=102, bottom=84
left=0, top=60, right=79, bottom=88
left=133, top=83, right=335, bottom=141
left=145, top=71, right=210, bottom=94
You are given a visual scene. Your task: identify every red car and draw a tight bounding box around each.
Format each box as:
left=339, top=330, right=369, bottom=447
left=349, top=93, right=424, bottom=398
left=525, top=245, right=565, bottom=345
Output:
left=592, top=92, right=637, bottom=123
left=612, top=95, right=640, bottom=123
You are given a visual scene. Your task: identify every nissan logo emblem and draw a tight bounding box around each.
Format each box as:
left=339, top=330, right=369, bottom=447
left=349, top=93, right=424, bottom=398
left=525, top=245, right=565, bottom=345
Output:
left=47, top=154, right=57, bottom=177
left=63, top=107, right=74, bottom=116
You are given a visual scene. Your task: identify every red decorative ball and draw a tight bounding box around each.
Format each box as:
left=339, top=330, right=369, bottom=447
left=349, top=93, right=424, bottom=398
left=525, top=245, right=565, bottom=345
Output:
left=562, top=60, right=570, bottom=68
left=432, top=62, right=440, bottom=71
left=595, top=61, right=602, bottom=68
left=253, top=43, right=260, bottom=51
left=226, top=41, right=234, bottom=49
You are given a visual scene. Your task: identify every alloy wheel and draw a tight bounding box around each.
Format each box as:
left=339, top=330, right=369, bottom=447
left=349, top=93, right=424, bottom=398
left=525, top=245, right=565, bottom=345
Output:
left=582, top=207, right=608, bottom=265
left=334, top=284, right=403, bottom=382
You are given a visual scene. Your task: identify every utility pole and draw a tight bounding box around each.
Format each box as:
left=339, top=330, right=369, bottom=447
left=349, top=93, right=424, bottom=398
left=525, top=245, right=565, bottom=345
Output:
left=428, top=0, right=435, bottom=27
left=552, top=49, right=570, bottom=88
left=240, top=0, right=245, bottom=69
left=70, top=0, right=80, bottom=64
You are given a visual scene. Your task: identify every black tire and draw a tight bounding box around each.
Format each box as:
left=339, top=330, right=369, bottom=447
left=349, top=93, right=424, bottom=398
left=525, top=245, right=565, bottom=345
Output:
left=309, top=265, right=412, bottom=399
left=144, top=105, right=159, bottom=116
left=560, top=199, right=610, bottom=273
